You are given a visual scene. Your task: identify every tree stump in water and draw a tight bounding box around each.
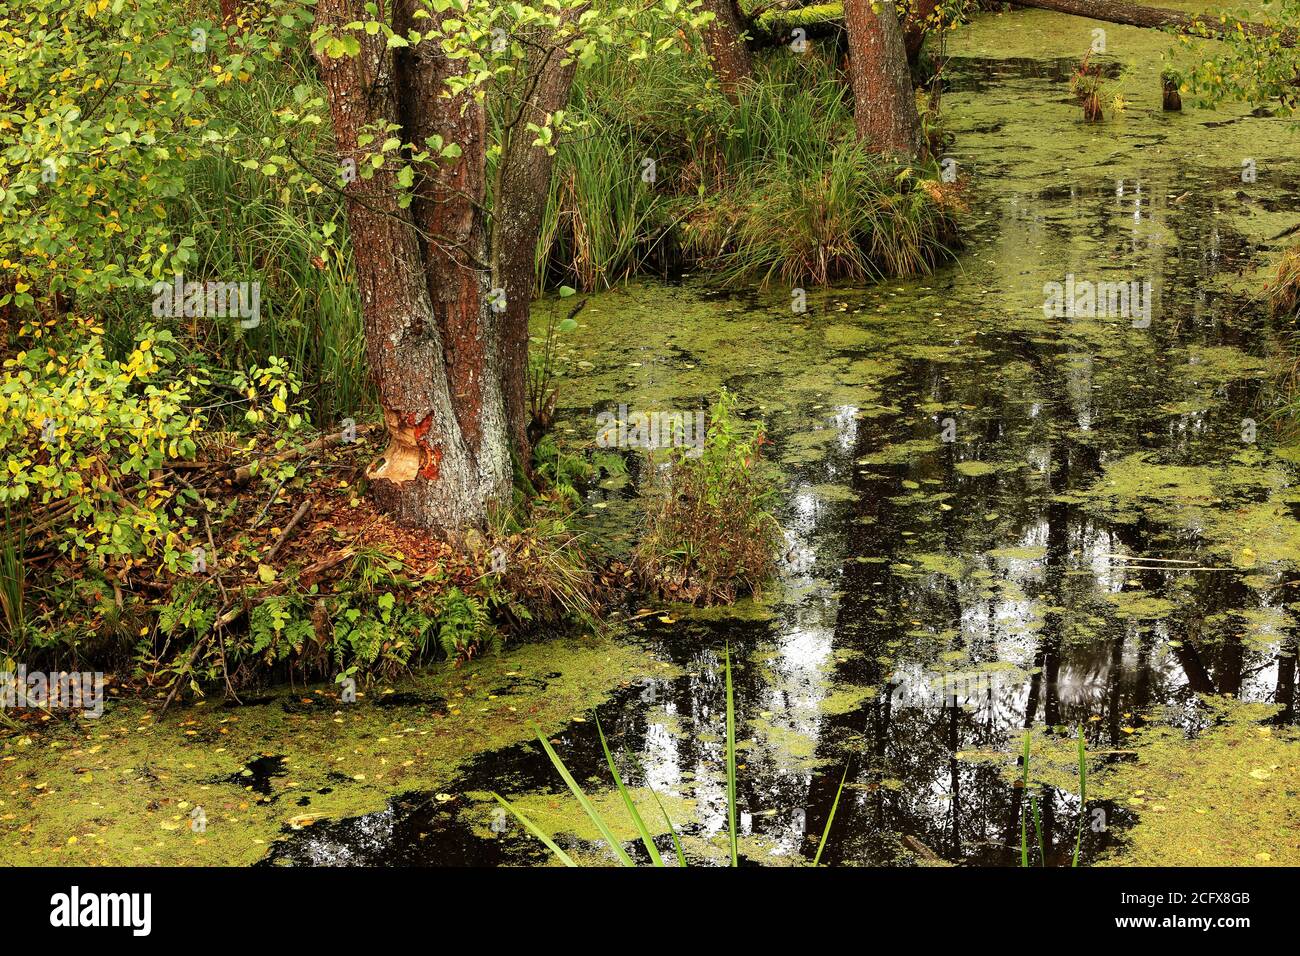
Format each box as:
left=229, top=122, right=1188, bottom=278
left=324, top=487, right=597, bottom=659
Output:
left=1162, top=74, right=1182, bottom=111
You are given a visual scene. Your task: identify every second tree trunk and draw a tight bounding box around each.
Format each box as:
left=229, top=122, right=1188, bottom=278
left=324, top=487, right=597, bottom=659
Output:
left=844, top=0, right=923, bottom=161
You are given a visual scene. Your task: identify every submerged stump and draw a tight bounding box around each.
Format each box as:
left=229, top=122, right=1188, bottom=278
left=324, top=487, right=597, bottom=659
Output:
left=1162, top=74, right=1182, bottom=111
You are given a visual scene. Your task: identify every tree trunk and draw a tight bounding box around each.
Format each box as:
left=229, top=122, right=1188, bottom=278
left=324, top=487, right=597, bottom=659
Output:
left=493, top=25, right=582, bottom=463
left=313, top=0, right=509, bottom=531
left=394, top=0, right=511, bottom=512
left=700, top=0, right=754, bottom=102
left=1011, top=0, right=1294, bottom=46
left=843, top=0, right=922, bottom=161
left=1162, top=73, right=1182, bottom=111
left=903, top=0, right=939, bottom=67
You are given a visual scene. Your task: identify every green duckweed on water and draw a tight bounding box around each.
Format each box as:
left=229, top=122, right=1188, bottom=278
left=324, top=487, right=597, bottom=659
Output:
left=0, top=638, right=672, bottom=866
left=1015, top=698, right=1300, bottom=867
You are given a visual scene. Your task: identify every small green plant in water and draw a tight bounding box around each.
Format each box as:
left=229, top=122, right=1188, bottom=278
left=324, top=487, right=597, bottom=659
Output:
left=494, top=644, right=846, bottom=866
left=1070, top=50, right=1107, bottom=122
left=1072, top=726, right=1088, bottom=868
left=634, top=389, right=782, bottom=604
left=1020, top=727, right=1090, bottom=867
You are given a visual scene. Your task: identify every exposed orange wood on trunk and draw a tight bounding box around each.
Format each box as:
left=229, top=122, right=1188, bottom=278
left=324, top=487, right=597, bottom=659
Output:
left=313, top=0, right=508, bottom=531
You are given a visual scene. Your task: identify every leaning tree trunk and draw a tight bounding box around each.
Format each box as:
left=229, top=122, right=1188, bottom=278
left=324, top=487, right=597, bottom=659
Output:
left=844, top=0, right=922, bottom=161
left=493, top=24, right=582, bottom=464
left=700, top=0, right=754, bottom=102
left=313, top=0, right=510, bottom=532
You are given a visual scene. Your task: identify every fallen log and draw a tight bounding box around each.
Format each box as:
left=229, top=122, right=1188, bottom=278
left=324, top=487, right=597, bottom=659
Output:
left=903, top=834, right=943, bottom=861
left=746, top=1, right=1295, bottom=49
left=1009, top=0, right=1294, bottom=47
left=749, top=2, right=846, bottom=46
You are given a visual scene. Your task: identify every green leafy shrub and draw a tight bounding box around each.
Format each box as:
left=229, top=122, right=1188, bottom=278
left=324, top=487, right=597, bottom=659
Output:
left=432, top=587, right=498, bottom=663
left=634, top=389, right=781, bottom=604
left=0, top=319, right=203, bottom=565
left=0, top=0, right=309, bottom=310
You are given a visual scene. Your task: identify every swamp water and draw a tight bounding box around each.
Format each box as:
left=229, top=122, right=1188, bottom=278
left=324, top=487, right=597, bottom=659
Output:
left=6, top=9, right=1299, bottom=867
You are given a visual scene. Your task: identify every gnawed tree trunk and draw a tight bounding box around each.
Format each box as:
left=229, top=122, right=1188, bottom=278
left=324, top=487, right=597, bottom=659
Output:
left=844, top=0, right=922, bottom=160
left=493, top=22, right=582, bottom=463
left=394, top=0, right=511, bottom=512
left=314, top=0, right=510, bottom=531
left=700, top=0, right=755, bottom=102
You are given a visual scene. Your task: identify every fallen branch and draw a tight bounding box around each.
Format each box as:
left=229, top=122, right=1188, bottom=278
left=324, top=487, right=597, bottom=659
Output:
left=265, top=500, right=312, bottom=564
left=158, top=641, right=202, bottom=716
left=231, top=423, right=377, bottom=486
left=300, top=547, right=356, bottom=586
left=903, top=834, right=942, bottom=861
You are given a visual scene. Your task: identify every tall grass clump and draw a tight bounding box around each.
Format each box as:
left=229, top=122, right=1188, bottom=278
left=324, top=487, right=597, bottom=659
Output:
left=535, top=111, right=677, bottom=291
left=1262, top=245, right=1300, bottom=440
left=178, top=156, right=367, bottom=427
left=685, top=52, right=960, bottom=287
left=534, top=37, right=962, bottom=292
left=634, top=390, right=782, bottom=605
left=0, top=507, right=27, bottom=652
left=525, top=19, right=709, bottom=291
left=1267, top=244, right=1300, bottom=318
